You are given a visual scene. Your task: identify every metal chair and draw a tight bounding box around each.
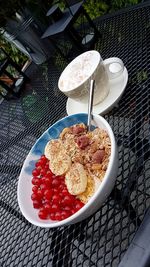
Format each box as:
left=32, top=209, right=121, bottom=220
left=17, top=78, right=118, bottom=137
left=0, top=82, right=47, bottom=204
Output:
left=0, top=48, right=29, bottom=100
left=41, top=0, right=101, bottom=59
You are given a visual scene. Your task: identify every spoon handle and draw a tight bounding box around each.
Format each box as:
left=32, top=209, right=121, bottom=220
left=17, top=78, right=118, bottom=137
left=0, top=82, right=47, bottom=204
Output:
left=87, top=80, right=95, bottom=131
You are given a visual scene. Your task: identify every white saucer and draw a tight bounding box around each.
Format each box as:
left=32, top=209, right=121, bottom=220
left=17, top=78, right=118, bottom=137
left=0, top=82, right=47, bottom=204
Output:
left=66, top=67, right=128, bottom=115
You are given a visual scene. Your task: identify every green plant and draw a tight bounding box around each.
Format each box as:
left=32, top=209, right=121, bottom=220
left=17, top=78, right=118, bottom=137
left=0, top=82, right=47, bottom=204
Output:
left=108, top=0, right=140, bottom=12
left=53, top=0, right=141, bottom=20
left=52, top=0, right=65, bottom=10
left=136, top=70, right=148, bottom=83
left=0, top=35, right=28, bottom=66
left=84, top=0, right=109, bottom=19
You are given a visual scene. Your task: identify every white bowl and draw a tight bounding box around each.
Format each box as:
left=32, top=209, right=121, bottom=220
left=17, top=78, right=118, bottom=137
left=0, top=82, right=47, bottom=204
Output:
left=18, top=113, right=118, bottom=228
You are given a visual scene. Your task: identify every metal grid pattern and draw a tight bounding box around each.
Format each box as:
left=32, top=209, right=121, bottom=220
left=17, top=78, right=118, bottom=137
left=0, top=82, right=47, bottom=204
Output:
left=1, top=2, right=150, bottom=266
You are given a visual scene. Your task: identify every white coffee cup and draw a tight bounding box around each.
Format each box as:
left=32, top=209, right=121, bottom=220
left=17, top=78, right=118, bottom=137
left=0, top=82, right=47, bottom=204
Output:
left=58, top=51, right=124, bottom=105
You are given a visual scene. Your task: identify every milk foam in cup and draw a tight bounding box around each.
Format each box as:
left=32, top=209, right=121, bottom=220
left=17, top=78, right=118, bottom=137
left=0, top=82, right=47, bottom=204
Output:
left=58, top=50, right=110, bottom=106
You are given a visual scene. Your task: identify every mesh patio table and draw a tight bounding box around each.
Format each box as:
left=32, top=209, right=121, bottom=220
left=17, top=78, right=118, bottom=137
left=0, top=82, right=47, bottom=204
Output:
left=1, top=1, right=150, bottom=266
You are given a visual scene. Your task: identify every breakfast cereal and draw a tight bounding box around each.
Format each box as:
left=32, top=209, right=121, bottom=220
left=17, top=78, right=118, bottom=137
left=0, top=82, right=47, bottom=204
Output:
left=44, top=123, right=111, bottom=203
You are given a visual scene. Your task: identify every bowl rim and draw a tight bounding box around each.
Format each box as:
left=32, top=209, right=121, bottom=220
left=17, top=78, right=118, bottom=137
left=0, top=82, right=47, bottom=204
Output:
left=58, top=50, right=101, bottom=93
left=17, top=113, right=116, bottom=228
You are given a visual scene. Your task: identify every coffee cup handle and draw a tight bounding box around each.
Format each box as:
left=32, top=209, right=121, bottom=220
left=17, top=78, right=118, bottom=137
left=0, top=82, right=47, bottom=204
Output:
left=103, top=57, right=124, bottom=80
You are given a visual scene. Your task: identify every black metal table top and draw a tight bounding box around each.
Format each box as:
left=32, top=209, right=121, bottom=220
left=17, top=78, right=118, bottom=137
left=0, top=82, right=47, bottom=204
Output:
left=1, top=2, right=150, bottom=266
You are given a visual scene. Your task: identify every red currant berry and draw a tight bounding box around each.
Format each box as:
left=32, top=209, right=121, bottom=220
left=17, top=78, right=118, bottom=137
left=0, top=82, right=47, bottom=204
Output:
left=64, top=206, right=72, bottom=212
left=51, top=203, right=59, bottom=212
left=31, top=177, right=41, bottom=186
left=32, top=186, right=38, bottom=193
left=38, top=208, right=48, bottom=220
left=71, top=209, right=76, bottom=215
left=61, top=210, right=70, bottom=220
left=40, top=183, right=48, bottom=193
left=52, top=194, right=61, bottom=204
left=55, top=211, right=62, bottom=221
left=62, top=189, right=69, bottom=196
left=32, top=168, right=40, bottom=176
left=75, top=202, right=84, bottom=211
left=50, top=213, right=55, bottom=221
left=44, top=189, right=52, bottom=201
left=31, top=193, right=39, bottom=201
left=40, top=155, right=47, bottom=165
left=33, top=200, right=41, bottom=209
left=40, top=155, right=46, bottom=160
left=36, top=189, right=43, bottom=200
left=51, top=178, right=61, bottom=187
left=44, top=177, right=52, bottom=186
left=59, top=184, right=65, bottom=190
left=44, top=203, right=51, bottom=212
left=46, top=170, right=53, bottom=177
left=63, top=195, right=73, bottom=206
left=40, top=169, right=47, bottom=176
left=52, top=188, right=59, bottom=194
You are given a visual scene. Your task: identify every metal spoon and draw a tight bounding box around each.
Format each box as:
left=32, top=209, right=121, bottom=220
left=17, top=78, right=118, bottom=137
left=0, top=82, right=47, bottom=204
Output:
left=87, top=79, right=95, bottom=131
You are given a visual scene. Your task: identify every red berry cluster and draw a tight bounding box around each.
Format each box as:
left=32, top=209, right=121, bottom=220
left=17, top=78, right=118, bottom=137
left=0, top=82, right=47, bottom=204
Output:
left=31, top=155, right=84, bottom=221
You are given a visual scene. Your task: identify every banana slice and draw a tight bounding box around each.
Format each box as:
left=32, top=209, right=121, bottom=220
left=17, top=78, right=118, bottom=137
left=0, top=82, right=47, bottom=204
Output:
left=45, top=139, right=71, bottom=175
left=44, top=140, right=53, bottom=160
left=45, top=139, right=62, bottom=160
left=77, top=175, right=95, bottom=204
left=65, top=162, right=87, bottom=195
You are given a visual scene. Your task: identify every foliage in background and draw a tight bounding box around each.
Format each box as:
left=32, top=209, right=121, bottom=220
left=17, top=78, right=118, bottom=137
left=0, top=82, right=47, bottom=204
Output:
left=83, top=0, right=140, bottom=19
left=110, top=0, right=139, bottom=10
left=83, top=0, right=109, bottom=19
left=0, top=0, right=142, bottom=66
left=0, top=35, right=28, bottom=66
left=53, top=0, right=141, bottom=19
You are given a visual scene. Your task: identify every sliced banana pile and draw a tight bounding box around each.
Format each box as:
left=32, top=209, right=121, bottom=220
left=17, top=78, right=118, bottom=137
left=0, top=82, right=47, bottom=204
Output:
left=45, top=139, right=88, bottom=196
